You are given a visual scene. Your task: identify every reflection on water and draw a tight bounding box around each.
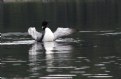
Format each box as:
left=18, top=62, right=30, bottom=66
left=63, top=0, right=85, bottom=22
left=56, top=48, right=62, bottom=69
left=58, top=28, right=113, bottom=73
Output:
left=29, top=42, right=73, bottom=78
left=1, top=0, right=121, bottom=78
left=1, top=31, right=121, bottom=79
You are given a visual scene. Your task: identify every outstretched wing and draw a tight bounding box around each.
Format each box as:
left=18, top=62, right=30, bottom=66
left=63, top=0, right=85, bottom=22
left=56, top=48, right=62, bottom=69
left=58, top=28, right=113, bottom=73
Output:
left=54, top=27, right=74, bottom=40
left=28, top=27, right=42, bottom=41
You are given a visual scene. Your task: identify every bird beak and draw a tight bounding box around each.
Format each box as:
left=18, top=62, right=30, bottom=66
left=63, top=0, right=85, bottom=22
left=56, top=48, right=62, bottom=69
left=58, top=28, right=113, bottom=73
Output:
left=42, top=26, right=44, bottom=29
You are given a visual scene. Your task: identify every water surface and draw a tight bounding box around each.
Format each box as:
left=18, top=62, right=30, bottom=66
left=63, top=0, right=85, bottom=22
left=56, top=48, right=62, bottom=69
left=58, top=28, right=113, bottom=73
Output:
left=1, top=31, right=121, bottom=79
left=1, top=0, right=121, bottom=79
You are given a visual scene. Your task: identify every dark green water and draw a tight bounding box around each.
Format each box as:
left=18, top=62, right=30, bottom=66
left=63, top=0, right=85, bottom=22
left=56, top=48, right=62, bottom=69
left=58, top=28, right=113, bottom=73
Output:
left=0, top=0, right=121, bottom=32
left=1, top=0, right=121, bottom=79
left=1, top=31, right=121, bottom=79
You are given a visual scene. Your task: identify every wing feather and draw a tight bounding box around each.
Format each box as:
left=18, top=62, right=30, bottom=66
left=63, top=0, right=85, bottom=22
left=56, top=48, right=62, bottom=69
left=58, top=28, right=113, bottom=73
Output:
left=54, top=27, right=74, bottom=40
left=28, top=27, right=42, bottom=41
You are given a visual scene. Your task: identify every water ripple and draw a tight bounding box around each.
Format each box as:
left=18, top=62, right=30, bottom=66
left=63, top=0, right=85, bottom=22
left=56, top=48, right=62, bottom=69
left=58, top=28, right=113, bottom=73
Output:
left=40, top=76, right=73, bottom=79
left=0, top=40, right=35, bottom=45
left=88, top=75, right=113, bottom=78
left=99, top=32, right=121, bottom=36
left=79, top=30, right=114, bottom=33
left=2, top=32, right=28, bottom=36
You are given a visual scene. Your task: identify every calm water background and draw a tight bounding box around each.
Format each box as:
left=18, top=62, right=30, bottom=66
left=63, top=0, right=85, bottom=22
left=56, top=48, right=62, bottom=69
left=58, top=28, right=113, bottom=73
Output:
left=1, top=0, right=121, bottom=79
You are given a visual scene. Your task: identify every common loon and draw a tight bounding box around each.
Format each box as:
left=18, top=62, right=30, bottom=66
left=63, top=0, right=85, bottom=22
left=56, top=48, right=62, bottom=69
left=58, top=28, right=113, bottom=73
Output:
left=28, top=21, right=74, bottom=42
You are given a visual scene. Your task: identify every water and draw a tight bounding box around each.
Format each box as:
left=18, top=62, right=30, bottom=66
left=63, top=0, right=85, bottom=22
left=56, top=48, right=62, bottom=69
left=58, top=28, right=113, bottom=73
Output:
left=1, top=0, right=121, bottom=79
left=1, top=0, right=121, bottom=32
left=1, top=31, right=121, bottom=79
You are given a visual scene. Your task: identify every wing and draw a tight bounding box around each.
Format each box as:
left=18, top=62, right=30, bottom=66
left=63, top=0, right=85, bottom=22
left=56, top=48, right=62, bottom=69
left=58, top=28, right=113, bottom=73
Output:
left=28, top=27, right=42, bottom=41
left=54, top=27, right=74, bottom=40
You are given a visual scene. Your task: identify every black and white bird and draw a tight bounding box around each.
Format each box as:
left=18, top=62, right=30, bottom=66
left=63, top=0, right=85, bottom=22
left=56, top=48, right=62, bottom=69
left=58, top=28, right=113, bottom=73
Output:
left=28, top=21, right=74, bottom=42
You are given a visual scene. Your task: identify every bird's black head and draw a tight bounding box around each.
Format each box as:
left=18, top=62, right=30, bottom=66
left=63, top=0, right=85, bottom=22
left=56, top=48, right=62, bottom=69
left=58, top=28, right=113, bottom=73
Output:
left=42, top=21, right=48, bottom=30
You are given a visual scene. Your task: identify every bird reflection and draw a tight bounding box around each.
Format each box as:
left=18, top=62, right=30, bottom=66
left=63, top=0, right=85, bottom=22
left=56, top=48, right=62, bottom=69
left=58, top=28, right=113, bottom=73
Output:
left=28, top=41, right=73, bottom=77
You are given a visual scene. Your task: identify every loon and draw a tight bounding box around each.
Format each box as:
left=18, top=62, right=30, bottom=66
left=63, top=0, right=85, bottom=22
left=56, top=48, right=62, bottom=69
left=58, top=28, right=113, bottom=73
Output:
left=28, top=21, right=74, bottom=42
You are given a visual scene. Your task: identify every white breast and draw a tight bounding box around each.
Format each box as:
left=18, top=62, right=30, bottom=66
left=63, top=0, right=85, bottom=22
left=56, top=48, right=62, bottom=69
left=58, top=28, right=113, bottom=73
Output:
left=43, top=27, right=54, bottom=42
